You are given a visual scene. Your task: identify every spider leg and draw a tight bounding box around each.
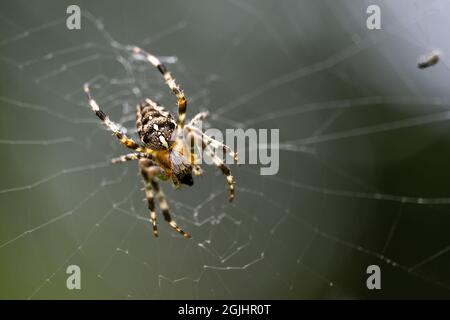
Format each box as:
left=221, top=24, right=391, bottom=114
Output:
left=149, top=178, right=191, bottom=238
left=187, top=131, right=203, bottom=176
left=206, top=147, right=235, bottom=202
left=131, top=46, right=187, bottom=129
left=139, top=159, right=162, bottom=237
left=111, top=152, right=154, bottom=164
left=84, top=84, right=153, bottom=155
left=188, top=111, right=209, bottom=127
left=192, top=165, right=203, bottom=176
left=186, top=125, right=238, bottom=163
left=190, top=134, right=235, bottom=202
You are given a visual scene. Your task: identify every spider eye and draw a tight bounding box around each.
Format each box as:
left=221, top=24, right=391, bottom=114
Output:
left=168, top=122, right=176, bottom=130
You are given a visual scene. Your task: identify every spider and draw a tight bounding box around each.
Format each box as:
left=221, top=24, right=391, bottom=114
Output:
left=84, top=46, right=237, bottom=238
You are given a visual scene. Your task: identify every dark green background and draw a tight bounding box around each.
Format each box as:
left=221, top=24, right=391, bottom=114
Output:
left=0, top=0, right=449, bottom=299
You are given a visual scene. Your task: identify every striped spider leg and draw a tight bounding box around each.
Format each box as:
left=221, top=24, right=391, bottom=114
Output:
left=111, top=154, right=191, bottom=238
left=131, top=46, right=188, bottom=129
left=111, top=152, right=154, bottom=164
left=186, top=125, right=236, bottom=202
left=139, top=158, right=191, bottom=238
left=203, top=141, right=236, bottom=202
left=186, top=111, right=238, bottom=163
left=84, top=84, right=154, bottom=155
left=185, top=124, right=238, bottom=163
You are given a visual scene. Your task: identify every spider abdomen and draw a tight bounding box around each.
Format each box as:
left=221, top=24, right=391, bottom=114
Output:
left=136, top=99, right=176, bottom=150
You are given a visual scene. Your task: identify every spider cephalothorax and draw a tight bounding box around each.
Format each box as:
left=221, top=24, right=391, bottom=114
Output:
left=84, top=46, right=237, bottom=238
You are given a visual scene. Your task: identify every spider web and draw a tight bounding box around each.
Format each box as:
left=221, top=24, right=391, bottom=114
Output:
left=0, top=0, right=449, bottom=299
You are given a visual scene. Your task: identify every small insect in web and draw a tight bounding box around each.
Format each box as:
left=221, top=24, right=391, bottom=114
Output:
left=417, top=49, right=441, bottom=69
left=84, top=46, right=238, bottom=238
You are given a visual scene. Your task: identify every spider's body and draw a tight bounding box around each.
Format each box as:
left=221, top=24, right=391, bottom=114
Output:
left=136, top=99, right=194, bottom=186
left=84, top=46, right=237, bottom=238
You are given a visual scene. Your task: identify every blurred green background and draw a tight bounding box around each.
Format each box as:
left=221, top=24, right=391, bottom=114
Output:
left=0, top=0, right=449, bottom=299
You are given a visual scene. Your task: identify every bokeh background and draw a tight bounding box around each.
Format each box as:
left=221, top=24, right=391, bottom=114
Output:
left=0, top=0, right=449, bottom=299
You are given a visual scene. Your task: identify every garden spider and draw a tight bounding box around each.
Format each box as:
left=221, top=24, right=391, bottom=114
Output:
left=84, top=46, right=237, bottom=238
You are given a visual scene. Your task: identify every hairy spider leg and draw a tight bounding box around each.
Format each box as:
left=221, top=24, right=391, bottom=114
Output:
left=206, top=145, right=235, bottom=202
left=132, top=46, right=188, bottom=129
left=111, top=152, right=154, bottom=164
left=185, top=125, right=238, bottom=163
left=150, top=178, right=191, bottom=238
left=192, top=135, right=235, bottom=202
left=186, top=131, right=203, bottom=176
left=84, top=84, right=154, bottom=155
left=188, top=111, right=209, bottom=127
left=139, top=158, right=161, bottom=237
